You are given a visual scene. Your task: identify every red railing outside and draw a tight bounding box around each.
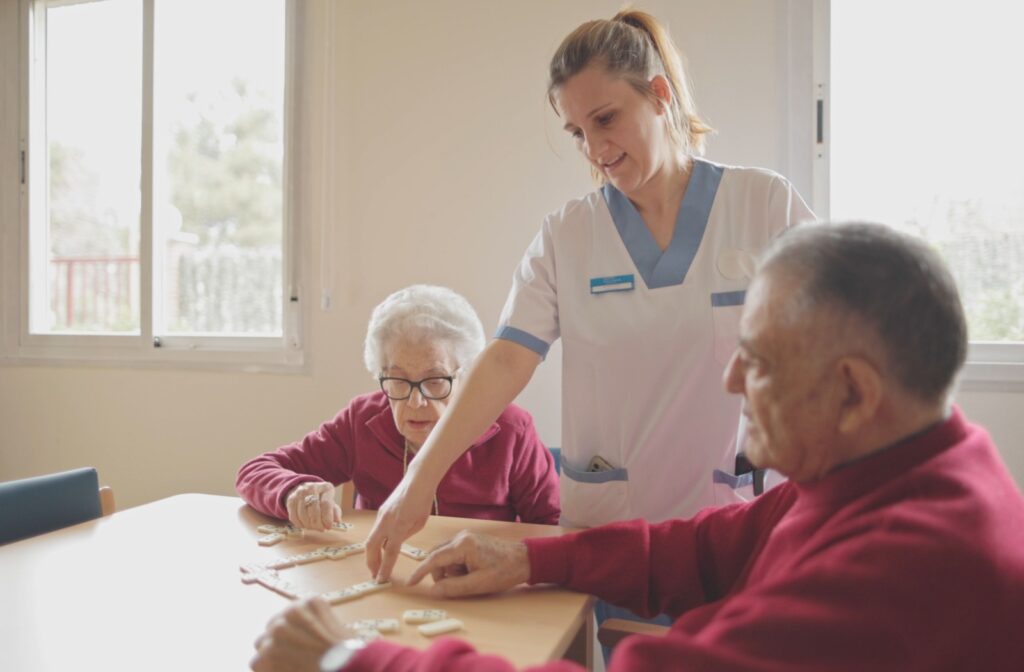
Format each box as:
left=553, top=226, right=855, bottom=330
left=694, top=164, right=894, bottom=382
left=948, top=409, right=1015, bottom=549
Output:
left=48, top=249, right=282, bottom=333
left=49, top=256, right=139, bottom=331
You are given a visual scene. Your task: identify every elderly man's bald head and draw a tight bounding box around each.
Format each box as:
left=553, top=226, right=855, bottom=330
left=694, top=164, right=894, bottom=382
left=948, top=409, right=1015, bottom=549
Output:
left=757, top=223, right=967, bottom=404
left=725, top=223, right=968, bottom=481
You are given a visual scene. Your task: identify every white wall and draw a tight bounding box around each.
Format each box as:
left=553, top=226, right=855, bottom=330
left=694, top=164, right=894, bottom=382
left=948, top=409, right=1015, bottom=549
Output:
left=1, top=0, right=1021, bottom=509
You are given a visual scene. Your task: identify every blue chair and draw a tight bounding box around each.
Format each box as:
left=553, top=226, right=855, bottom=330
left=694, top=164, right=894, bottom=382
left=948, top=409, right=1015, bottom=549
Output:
left=0, top=467, right=115, bottom=545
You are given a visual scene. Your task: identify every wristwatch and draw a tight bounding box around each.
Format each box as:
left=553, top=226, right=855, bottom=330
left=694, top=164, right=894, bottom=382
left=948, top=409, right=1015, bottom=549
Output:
left=319, top=638, right=367, bottom=671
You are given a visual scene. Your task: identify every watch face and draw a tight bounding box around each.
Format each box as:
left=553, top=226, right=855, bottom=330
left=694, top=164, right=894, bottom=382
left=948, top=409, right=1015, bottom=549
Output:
left=320, top=639, right=365, bottom=672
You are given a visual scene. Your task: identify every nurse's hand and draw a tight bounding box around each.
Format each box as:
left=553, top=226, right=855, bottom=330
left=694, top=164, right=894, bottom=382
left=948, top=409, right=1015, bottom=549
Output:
left=365, top=477, right=434, bottom=582
left=406, top=531, right=530, bottom=598
left=285, top=481, right=341, bottom=532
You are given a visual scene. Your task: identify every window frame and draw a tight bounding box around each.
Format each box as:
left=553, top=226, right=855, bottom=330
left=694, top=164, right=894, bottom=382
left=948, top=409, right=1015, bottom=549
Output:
left=4, top=0, right=305, bottom=372
left=806, top=0, right=1024, bottom=390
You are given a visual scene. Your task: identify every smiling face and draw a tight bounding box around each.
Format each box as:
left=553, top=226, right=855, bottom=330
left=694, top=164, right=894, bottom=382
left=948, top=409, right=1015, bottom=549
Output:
left=554, top=63, right=676, bottom=198
left=382, top=338, right=458, bottom=449
left=722, top=271, right=847, bottom=482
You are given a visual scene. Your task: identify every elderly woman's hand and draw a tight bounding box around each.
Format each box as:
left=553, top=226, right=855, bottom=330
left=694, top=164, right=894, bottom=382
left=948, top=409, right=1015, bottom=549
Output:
left=285, top=481, right=341, bottom=532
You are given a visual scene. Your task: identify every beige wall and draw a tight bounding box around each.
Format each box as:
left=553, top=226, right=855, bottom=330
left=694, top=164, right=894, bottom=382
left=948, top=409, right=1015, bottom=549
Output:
left=1, top=0, right=1021, bottom=509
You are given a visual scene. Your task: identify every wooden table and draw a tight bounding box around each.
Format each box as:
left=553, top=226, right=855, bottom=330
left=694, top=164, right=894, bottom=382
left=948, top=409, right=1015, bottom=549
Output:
left=0, top=494, right=594, bottom=671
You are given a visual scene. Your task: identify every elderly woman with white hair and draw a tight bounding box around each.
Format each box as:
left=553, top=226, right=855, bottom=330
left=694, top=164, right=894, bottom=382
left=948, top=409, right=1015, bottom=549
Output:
left=236, top=285, right=560, bottom=528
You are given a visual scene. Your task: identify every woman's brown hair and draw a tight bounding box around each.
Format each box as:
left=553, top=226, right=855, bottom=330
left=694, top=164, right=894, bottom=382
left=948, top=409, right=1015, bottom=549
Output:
left=548, top=9, right=713, bottom=182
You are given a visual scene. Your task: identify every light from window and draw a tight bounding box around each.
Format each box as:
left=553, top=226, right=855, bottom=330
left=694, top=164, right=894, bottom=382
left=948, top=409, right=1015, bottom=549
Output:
left=31, top=0, right=286, bottom=339
left=40, top=0, right=141, bottom=333
left=830, top=0, right=1024, bottom=342
left=154, top=0, right=285, bottom=336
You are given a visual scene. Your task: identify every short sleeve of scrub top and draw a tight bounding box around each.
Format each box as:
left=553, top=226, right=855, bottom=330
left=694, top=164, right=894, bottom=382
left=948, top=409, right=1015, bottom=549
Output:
left=495, top=217, right=561, bottom=359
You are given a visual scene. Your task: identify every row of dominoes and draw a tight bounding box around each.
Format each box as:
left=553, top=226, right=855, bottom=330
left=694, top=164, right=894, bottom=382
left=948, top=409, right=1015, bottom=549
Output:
left=399, top=544, right=429, bottom=561
left=256, top=522, right=355, bottom=547
left=249, top=542, right=366, bottom=571
left=253, top=538, right=425, bottom=567
left=321, top=579, right=392, bottom=604
left=254, top=533, right=425, bottom=562
left=240, top=565, right=393, bottom=605
left=253, top=521, right=429, bottom=563
left=240, top=557, right=459, bottom=636
left=240, top=566, right=308, bottom=600
left=348, top=610, right=463, bottom=638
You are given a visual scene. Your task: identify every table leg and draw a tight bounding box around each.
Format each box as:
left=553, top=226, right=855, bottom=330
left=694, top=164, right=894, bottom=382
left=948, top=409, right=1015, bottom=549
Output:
left=563, top=609, right=600, bottom=671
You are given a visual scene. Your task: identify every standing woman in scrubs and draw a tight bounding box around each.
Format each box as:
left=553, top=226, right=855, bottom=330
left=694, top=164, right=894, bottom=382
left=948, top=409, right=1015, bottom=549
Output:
left=368, top=9, right=814, bottom=580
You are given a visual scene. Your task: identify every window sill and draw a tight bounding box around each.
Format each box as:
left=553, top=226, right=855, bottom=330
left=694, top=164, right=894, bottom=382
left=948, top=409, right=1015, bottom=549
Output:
left=2, top=341, right=306, bottom=375
left=960, top=342, right=1024, bottom=391
left=959, top=361, right=1024, bottom=393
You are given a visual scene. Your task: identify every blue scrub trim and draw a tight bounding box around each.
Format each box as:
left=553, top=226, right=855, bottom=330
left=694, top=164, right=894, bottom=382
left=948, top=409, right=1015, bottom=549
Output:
left=712, top=469, right=754, bottom=489
left=561, top=460, right=629, bottom=484
left=711, top=290, right=747, bottom=307
left=602, top=158, right=724, bottom=290
left=494, top=325, right=550, bottom=359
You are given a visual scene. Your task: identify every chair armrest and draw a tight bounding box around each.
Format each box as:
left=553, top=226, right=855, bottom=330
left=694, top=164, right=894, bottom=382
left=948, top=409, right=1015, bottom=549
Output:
left=99, top=486, right=116, bottom=516
left=597, top=618, right=669, bottom=649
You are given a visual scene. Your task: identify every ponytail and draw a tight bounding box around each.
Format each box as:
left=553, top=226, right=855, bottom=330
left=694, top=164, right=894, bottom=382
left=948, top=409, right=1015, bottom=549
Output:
left=613, top=10, right=713, bottom=154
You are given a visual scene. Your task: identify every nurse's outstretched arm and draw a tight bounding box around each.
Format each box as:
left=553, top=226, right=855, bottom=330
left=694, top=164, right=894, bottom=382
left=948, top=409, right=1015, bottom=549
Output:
left=366, top=339, right=542, bottom=582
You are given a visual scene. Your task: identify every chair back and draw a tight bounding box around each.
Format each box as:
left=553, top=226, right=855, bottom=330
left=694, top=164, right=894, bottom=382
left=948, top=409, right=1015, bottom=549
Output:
left=339, top=481, right=357, bottom=516
left=0, top=467, right=107, bottom=545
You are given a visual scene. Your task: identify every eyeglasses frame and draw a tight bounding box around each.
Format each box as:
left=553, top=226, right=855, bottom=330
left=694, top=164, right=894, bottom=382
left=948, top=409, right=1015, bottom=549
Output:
left=377, top=375, right=455, bottom=401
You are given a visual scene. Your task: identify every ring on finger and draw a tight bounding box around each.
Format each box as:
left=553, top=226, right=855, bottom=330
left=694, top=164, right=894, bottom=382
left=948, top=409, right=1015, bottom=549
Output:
left=304, top=494, right=319, bottom=506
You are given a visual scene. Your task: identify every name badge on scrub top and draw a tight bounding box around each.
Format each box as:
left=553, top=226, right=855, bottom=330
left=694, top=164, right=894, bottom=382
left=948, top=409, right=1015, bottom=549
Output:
left=590, top=274, right=635, bottom=295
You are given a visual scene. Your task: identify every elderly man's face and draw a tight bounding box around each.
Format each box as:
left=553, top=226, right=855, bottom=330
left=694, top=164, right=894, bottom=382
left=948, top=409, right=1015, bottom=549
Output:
left=383, top=339, right=458, bottom=449
left=723, top=271, right=845, bottom=482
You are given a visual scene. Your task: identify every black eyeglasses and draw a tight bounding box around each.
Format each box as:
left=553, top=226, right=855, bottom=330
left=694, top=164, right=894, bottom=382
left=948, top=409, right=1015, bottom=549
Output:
left=378, top=375, right=454, bottom=401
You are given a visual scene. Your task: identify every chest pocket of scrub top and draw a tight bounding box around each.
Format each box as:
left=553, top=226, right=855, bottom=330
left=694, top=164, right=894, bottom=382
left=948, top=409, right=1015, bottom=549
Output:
left=560, top=459, right=629, bottom=528
left=711, top=290, right=746, bottom=365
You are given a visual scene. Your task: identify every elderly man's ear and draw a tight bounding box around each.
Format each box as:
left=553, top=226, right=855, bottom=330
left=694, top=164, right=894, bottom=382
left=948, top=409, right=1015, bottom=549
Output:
left=835, top=357, right=884, bottom=436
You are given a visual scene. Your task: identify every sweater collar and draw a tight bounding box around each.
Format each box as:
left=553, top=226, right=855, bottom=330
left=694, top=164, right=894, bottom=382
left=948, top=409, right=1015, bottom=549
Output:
left=364, top=393, right=502, bottom=458
left=793, top=405, right=969, bottom=509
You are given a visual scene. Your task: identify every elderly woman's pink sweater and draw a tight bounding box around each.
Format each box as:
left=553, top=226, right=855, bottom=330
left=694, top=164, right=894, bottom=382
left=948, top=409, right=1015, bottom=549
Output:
left=237, top=391, right=560, bottom=524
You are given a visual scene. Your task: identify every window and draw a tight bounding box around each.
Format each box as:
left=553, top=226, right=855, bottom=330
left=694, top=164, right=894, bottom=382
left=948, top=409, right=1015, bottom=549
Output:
left=817, top=0, right=1024, bottom=383
left=12, top=0, right=301, bottom=368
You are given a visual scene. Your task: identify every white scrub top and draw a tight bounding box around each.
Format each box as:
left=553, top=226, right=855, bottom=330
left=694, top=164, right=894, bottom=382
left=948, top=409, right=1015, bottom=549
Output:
left=496, top=158, right=815, bottom=527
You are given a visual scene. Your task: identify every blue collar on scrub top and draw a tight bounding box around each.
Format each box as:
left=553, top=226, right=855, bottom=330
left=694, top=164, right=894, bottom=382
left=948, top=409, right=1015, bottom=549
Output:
left=601, top=158, right=724, bottom=290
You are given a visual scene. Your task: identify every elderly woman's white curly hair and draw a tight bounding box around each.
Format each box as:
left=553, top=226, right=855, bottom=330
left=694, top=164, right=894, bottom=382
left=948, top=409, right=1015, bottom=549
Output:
left=363, top=285, right=486, bottom=376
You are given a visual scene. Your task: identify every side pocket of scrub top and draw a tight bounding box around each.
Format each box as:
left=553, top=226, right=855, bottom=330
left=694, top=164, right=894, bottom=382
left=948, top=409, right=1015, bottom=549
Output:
left=559, top=459, right=629, bottom=528
left=710, top=290, right=746, bottom=365
left=711, top=469, right=756, bottom=506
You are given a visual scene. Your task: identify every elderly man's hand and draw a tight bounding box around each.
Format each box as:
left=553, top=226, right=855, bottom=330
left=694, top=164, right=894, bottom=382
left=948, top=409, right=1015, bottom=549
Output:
left=251, top=597, right=353, bottom=672
left=407, top=531, right=530, bottom=598
left=285, top=482, right=341, bottom=532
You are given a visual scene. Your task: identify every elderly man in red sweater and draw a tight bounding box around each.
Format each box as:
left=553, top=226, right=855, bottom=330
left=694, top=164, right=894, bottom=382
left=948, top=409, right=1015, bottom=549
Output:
left=252, top=223, right=1024, bottom=672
